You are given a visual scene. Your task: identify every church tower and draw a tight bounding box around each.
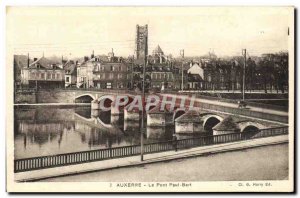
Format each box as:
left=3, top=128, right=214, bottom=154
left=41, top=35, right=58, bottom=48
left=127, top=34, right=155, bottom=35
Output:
left=135, top=24, right=148, bottom=60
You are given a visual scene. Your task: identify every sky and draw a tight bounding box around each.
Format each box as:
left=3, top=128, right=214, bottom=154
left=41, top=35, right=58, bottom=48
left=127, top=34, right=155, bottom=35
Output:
left=7, top=7, right=293, bottom=59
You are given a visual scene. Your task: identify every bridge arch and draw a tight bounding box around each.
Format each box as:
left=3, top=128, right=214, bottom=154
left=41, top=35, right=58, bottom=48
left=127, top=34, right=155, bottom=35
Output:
left=237, top=121, right=266, bottom=132
left=75, top=94, right=95, bottom=103
left=173, top=108, right=186, bottom=121
left=97, top=95, right=115, bottom=110
left=201, top=114, right=224, bottom=132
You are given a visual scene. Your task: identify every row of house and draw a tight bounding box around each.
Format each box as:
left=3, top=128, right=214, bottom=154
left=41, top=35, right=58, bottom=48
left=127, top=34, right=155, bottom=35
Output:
left=12, top=50, right=246, bottom=91
left=14, top=48, right=288, bottom=92
left=15, top=46, right=187, bottom=90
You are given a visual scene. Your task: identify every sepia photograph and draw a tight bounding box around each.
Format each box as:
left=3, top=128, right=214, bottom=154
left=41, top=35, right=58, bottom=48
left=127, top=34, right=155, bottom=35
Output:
left=5, top=6, right=294, bottom=192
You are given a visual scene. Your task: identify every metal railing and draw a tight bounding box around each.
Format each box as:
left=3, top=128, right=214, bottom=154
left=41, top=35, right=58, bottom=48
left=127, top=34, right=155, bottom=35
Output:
left=14, top=126, right=288, bottom=173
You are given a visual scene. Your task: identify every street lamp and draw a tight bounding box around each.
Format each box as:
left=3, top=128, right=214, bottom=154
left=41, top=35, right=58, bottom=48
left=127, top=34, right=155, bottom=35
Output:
left=180, top=49, right=184, bottom=91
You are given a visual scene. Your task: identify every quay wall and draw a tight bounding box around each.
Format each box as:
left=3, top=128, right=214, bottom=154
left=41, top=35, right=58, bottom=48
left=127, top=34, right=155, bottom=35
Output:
left=15, top=90, right=76, bottom=104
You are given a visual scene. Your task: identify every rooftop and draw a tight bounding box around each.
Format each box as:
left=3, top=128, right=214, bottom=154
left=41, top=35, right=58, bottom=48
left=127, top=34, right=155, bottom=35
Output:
left=153, top=45, right=164, bottom=54
left=29, top=57, right=61, bottom=69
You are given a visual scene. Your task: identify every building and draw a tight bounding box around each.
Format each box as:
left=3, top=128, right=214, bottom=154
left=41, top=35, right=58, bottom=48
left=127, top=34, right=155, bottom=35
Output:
left=93, top=60, right=129, bottom=89
left=76, top=56, right=94, bottom=88
left=21, top=57, right=65, bottom=89
left=63, top=60, right=77, bottom=87
left=76, top=50, right=130, bottom=89
left=132, top=43, right=187, bottom=91
left=14, top=54, right=32, bottom=88
left=187, top=62, right=204, bottom=89
left=149, top=45, right=172, bottom=64
left=132, top=63, right=177, bottom=91
left=135, top=24, right=148, bottom=60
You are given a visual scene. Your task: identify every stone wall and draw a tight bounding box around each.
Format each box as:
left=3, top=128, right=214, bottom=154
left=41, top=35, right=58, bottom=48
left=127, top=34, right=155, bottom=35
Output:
left=147, top=113, right=165, bottom=126
left=175, top=122, right=203, bottom=133
left=15, top=92, right=37, bottom=103
left=15, top=90, right=76, bottom=104
left=36, top=90, right=76, bottom=103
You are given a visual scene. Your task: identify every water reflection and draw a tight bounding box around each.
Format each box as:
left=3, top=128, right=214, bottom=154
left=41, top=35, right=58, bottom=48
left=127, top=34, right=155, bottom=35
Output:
left=14, top=106, right=179, bottom=159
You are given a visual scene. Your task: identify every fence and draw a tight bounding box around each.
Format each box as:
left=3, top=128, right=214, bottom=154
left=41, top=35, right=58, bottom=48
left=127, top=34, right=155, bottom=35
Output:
left=14, top=126, right=288, bottom=173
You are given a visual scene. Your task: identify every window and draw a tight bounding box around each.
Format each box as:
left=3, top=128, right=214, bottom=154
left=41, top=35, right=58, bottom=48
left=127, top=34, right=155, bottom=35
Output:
left=30, top=72, right=35, bottom=79
left=107, top=82, right=112, bottom=89
left=41, top=73, right=45, bottom=79
left=94, top=65, right=98, bottom=71
left=47, top=73, right=51, bottom=79
left=52, top=74, right=55, bottom=79
left=208, top=75, right=211, bottom=82
left=66, top=76, right=70, bottom=82
left=220, top=76, right=224, bottom=83
left=118, top=74, right=122, bottom=79
left=56, top=73, right=61, bottom=79
left=109, top=73, right=114, bottom=79
left=110, top=66, right=114, bottom=71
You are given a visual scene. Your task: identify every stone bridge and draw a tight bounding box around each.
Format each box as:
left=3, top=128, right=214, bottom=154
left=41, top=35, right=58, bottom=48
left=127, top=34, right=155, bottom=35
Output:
left=26, top=89, right=288, bottom=125
left=173, top=109, right=270, bottom=135
left=74, top=89, right=136, bottom=103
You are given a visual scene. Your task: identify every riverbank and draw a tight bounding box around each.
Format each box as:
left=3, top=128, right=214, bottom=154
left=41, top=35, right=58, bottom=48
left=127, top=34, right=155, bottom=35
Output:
left=15, top=134, right=288, bottom=182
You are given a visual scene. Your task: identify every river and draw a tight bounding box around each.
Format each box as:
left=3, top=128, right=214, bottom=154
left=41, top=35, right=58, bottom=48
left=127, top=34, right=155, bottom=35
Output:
left=14, top=106, right=207, bottom=159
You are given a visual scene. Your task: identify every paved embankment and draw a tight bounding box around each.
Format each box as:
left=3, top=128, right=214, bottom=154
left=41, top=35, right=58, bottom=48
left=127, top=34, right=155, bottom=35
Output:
left=43, top=143, right=288, bottom=182
left=15, top=135, right=288, bottom=182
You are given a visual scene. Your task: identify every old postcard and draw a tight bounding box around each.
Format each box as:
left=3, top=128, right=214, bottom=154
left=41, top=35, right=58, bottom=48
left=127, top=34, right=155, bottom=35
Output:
left=6, top=6, right=294, bottom=192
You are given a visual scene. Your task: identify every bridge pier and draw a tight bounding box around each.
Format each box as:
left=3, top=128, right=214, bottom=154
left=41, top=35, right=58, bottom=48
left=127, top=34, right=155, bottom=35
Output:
left=146, top=105, right=173, bottom=127
left=212, top=116, right=240, bottom=135
left=111, top=114, right=122, bottom=125
left=91, top=99, right=100, bottom=110
left=124, top=106, right=140, bottom=121
left=175, top=110, right=203, bottom=134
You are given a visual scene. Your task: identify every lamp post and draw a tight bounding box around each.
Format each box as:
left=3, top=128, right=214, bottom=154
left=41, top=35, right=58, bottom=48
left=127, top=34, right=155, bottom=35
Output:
left=242, top=49, right=246, bottom=101
left=180, top=49, right=184, bottom=91
left=140, top=35, right=148, bottom=161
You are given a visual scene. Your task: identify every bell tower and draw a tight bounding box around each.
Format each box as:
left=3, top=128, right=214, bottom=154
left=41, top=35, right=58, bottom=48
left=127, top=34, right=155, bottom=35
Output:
left=135, top=24, right=148, bottom=60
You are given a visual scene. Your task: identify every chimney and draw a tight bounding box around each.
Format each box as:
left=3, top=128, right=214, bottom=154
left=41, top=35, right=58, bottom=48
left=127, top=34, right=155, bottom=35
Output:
left=91, top=50, right=94, bottom=59
left=111, top=48, right=114, bottom=57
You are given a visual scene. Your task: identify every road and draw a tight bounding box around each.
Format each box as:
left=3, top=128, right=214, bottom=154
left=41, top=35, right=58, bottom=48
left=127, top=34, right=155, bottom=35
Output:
left=43, top=143, right=288, bottom=182
left=165, top=93, right=288, bottom=117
